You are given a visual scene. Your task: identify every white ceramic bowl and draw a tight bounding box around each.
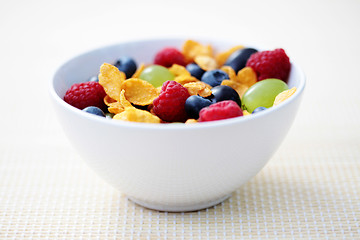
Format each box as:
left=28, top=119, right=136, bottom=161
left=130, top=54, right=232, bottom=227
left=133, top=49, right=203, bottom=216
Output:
left=50, top=38, right=305, bottom=212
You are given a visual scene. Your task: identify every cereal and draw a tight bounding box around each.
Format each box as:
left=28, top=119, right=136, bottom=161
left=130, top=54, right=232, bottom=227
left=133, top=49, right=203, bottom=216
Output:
left=236, top=67, right=257, bottom=87
left=119, top=89, right=133, bottom=109
left=112, top=89, right=160, bottom=123
left=194, top=55, right=218, bottom=71
left=108, top=101, right=125, bottom=114
left=183, top=82, right=212, bottom=97
left=174, top=75, right=199, bottom=85
left=221, top=80, right=248, bottom=98
left=185, top=119, right=198, bottom=124
left=113, top=90, right=161, bottom=123
left=219, top=66, right=255, bottom=98
left=167, top=64, right=199, bottom=85
left=99, top=63, right=126, bottom=101
left=220, top=66, right=237, bottom=82
left=182, top=40, right=213, bottom=63
left=104, top=95, right=117, bottom=106
left=169, top=64, right=191, bottom=77
left=131, top=63, right=145, bottom=78
left=215, top=45, right=244, bottom=66
left=242, top=110, right=251, bottom=116
left=121, top=78, right=159, bottom=106
left=113, top=107, right=161, bottom=123
left=273, top=87, right=297, bottom=106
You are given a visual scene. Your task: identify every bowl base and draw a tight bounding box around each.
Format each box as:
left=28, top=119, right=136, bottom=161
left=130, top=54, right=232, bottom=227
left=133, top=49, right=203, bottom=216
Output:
left=128, top=194, right=232, bottom=212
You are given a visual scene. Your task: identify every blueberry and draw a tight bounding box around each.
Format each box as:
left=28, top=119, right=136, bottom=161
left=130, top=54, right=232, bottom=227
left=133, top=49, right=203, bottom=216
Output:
left=114, top=56, right=137, bottom=78
left=87, top=75, right=99, bottom=82
left=201, top=69, right=229, bottom=87
left=185, top=95, right=212, bottom=119
left=224, top=48, right=258, bottom=72
left=186, top=63, right=205, bottom=80
left=210, top=85, right=241, bottom=107
left=82, top=106, right=106, bottom=117
left=252, top=106, right=267, bottom=114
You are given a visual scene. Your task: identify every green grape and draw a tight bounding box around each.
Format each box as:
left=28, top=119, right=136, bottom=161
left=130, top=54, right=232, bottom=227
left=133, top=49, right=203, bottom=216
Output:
left=242, top=79, right=289, bottom=113
left=139, top=65, right=175, bottom=88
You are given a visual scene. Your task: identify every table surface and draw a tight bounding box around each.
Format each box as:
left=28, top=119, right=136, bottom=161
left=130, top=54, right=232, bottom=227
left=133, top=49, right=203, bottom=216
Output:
left=1, top=0, right=359, bottom=239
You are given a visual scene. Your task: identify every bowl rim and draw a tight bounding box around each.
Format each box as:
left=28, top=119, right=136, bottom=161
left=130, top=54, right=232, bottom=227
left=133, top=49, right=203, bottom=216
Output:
left=50, top=38, right=306, bottom=131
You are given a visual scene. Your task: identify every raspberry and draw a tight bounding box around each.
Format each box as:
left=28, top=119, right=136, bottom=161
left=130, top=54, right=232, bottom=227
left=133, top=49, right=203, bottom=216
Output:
left=198, top=100, right=243, bottom=122
left=153, top=81, right=190, bottom=122
left=246, top=48, right=291, bottom=82
left=63, top=81, right=107, bottom=110
left=154, top=47, right=186, bottom=68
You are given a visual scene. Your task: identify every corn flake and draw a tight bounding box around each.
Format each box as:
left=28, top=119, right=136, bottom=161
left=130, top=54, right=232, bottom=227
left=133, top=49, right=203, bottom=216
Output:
left=183, top=82, right=212, bottom=97
left=99, top=63, right=126, bottom=101
left=108, top=101, right=125, bottom=114
left=169, top=64, right=191, bottom=77
left=185, top=119, right=198, bottom=124
left=220, top=66, right=237, bottom=82
left=121, top=78, right=159, bottom=106
left=215, top=45, right=244, bottom=66
left=131, top=63, right=145, bottom=78
left=273, top=87, right=297, bottom=106
left=221, top=80, right=248, bottom=98
left=182, top=40, right=213, bottom=63
left=104, top=95, right=117, bottom=106
left=236, top=67, right=257, bottom=87
left=168, top=64, right=199, bottom=85
left=119, top=89, right=133, bottom=109
left=113, top=107, right=161, bottom=123
left=243, top=110, right=251, bottom=116
left=194, top=55, right=218, bottom=71
left=174, top=75, right=199, bottom=85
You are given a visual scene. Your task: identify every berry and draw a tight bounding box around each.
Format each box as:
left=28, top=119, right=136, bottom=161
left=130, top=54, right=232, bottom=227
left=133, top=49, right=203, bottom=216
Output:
left=154, top=47, right=186, bottom=68
left=252, top=106, right=267, bottom=114
left=199, top=100, right=243, bottom=122
left=209, top=85, right=241, bottom=107
left=153, top=81, right=190, bottom=122
left=64, top=81, right=106, bottom=110
left=186, top=63, right=205, bottom=80
left=201, top=69, right=229, bottom=87
left=114, top=56, right=137, bottom=78
left=82, top=106, right=106, bottom=117
left=246, top=48, right=291, bottom=81
left=224, top=48, right=258, bottom=72
left=185, top=95, right=212, bottom=119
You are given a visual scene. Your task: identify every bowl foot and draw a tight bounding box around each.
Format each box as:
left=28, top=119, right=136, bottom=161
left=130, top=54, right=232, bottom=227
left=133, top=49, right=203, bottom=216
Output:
left=127, top=194, right=232, bottom=212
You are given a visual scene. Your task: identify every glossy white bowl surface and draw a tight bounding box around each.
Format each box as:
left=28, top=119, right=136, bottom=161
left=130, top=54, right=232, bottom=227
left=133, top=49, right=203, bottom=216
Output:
left=50, top=38, right=305, bottom=211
